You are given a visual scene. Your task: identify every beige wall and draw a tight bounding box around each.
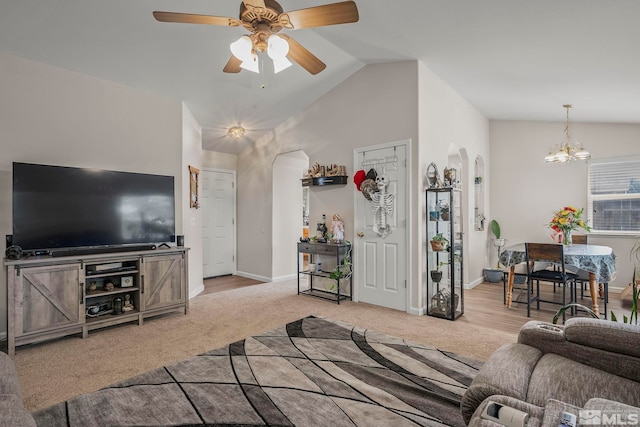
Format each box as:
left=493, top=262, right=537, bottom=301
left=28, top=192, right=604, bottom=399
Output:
left=418, top=63, right=491, bottom=310
left=0, top=52, right=185, bottom=336
left=236, top=60, right=490, bottom=315
left=490, top=120, right=640, bottom=289
left=182, top=104, right=204, bottom=298
left=237, top=61, right=419, bottom=281
left=202, top=151, right=237, bottom=171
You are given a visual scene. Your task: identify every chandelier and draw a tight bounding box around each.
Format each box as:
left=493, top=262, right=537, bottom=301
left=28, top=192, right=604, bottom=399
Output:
left=544, top=104, right=591, bottom=163
left=228, top=125, right=246, bottom=139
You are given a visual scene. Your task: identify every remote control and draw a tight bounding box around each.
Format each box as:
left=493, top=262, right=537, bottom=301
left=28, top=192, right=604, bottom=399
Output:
left=481, top=401, right=529, bottom=427
left=559, top=412, right=576, bottom=427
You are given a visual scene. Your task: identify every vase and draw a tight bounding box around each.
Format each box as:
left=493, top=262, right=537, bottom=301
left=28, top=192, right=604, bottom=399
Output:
left=562, top=229, right=572, bottom=246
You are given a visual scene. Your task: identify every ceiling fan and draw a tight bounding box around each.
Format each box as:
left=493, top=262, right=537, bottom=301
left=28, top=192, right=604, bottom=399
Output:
left=153, top=0, right=359, bottom=75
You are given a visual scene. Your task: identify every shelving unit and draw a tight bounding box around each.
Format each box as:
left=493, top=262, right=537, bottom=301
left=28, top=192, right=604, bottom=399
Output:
left=297, top=241, right=352, bottom=303
left=5, top=247, right=189, bottom=355
left=301, top=176, right=348, bottom=187
left=426, top=188, right=464, bottom=320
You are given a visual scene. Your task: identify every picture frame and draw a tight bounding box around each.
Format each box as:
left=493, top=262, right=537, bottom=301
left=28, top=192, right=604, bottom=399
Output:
left=189, top=165, right=200, bottom=208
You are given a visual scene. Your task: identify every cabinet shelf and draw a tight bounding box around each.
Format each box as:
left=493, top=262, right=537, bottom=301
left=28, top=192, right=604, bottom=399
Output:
left=86, top=287, right=139, bottom=299
left=84, top=310, right=141, bottom=326
left=86, top=269, right=138, bottom=278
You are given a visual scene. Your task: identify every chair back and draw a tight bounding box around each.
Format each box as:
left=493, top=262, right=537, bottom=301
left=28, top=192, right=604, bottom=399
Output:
left=525, top=243, right=567, bottom=275
left=571, top=234, right=588, bottom=244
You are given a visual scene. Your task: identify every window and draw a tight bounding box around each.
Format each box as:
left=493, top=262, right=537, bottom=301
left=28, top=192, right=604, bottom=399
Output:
left=588, top=156, right=640, bottom=233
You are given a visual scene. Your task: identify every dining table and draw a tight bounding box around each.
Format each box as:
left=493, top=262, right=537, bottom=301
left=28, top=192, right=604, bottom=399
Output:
left=499, top=243, right=616, bottom=317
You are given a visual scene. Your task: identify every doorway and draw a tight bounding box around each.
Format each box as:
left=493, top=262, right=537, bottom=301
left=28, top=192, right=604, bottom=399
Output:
left=202, top=168, right=236, bottom=278
left=353, top=140, right=409, bottom=311
left=272, top=150, right=309, bottom=281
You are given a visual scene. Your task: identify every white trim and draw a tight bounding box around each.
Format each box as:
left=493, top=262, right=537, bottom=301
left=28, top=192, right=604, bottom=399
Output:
left=353, top=139, right=412, bottom=313
left=202, top=167, right=237, bottom=276
left=236, top=271, right=272, bottom=283
left=271, top=274, right=297, bottom=283
left=465, top=277, right=484, bottom=289
left=189, top=283, right=205, bottom=299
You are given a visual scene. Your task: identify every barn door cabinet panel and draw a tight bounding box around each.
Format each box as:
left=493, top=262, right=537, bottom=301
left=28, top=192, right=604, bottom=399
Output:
left=8, top=263, right=84, bottom=347
left=141, top=252, right=188, bottom=312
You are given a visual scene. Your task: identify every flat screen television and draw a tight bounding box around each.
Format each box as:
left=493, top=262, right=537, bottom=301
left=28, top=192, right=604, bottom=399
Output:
left=12, top=162, right=175, bottom=254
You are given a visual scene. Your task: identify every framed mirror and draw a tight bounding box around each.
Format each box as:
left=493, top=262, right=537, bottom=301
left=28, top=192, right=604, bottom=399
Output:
left=426, top=162, right=441, bottom=188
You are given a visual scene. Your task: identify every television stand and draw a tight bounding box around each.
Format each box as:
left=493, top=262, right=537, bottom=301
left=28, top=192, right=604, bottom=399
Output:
left=50, top=244, right=157, bottom=258
left=5, top=246, right=189, bottom=356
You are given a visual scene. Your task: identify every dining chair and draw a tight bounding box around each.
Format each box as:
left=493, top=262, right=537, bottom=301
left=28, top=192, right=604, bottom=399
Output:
left=568, top=234, right=608, bottom=319
left=525, top=243, right=577, bottom=320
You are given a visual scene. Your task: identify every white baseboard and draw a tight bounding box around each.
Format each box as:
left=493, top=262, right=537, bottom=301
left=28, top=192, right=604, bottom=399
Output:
left=271, top=274, right=297, bottom=283
left=189, top=283, right=205, bottom=299
left=236, top=271, right=272, bottom=283
left=465, top=277, right=485, bottom=289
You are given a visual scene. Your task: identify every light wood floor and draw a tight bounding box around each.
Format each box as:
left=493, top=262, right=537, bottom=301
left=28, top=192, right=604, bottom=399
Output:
left=202, top=275, right=632, bottom=336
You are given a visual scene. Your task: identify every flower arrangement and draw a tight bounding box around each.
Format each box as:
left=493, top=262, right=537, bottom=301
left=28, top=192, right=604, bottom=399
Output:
left=549, top=206, right=591, bottom=245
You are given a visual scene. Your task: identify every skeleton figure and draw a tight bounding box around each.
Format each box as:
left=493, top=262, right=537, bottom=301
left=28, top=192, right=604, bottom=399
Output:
left=370, top=174, right=394, bottom=237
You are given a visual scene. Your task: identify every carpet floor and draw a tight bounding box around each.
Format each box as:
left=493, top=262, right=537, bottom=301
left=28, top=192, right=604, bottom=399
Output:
left=14, top=279, right=517, bottom=412
left=33, top=316, right=483, bottom=426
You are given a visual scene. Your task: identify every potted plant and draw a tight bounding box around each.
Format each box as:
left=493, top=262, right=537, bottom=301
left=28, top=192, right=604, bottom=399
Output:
left=484, top=219, right=505, bottom=283
left=439, top=203, right=450, bottom=221
left=430, top=261, right=449, bottom=283
left=430, top=233, right=448, bottom=252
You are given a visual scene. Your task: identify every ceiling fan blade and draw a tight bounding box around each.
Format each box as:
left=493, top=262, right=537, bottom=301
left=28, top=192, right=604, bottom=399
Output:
left=284, top=1, right=359, bottom=30
left=281, top=35, right=326, bottom=75
left=223, top=56, right=243, bottom=73
left=153, top=11, right=241, bottom=27
left=242, top=0, right=266, bottom=9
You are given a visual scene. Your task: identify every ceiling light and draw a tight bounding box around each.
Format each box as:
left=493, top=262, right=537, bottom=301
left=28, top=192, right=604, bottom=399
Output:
left=228, top=126, right=246, bottom=139
left=267, top=35, right=292, bottom=74
left=229, top=34, right=292, bottom=75
left=544, top=104, right=591, bottom=163
left=230, top=36, right=259, bottom=74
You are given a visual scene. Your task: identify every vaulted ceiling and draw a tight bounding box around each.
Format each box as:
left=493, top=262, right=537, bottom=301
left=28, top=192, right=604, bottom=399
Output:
left=2, top=1, right=639, bottom=154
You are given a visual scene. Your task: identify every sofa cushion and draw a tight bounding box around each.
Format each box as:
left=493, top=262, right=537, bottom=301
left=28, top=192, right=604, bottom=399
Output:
left=0, top=352, right=22, bottom=397
left=0, top=394, right=37, bottom=427
left=564, top=318, right=640, bottom=359
left=527, top=353, right=640, bottom=408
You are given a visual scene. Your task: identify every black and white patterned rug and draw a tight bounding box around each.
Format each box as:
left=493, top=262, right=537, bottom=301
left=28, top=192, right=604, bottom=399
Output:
left=34, top=316, right=482, bottom=426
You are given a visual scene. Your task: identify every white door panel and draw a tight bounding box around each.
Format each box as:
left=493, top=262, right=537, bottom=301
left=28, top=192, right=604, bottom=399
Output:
left=203, top=170, right=236, bottom=278
left=355, top=143, right=408, bottom=311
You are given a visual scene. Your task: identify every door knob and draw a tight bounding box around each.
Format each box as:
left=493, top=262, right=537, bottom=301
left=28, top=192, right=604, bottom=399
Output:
left=357, top=232, right=365, bottom=238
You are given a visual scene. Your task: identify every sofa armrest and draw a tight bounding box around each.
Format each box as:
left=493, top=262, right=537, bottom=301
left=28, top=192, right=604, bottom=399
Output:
left=518, top=320, right=640, bottom=383
left=460, top=343, right=543, bottom=424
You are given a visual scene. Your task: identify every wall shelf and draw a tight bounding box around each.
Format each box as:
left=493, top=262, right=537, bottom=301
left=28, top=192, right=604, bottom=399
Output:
left=301, top=176, right=348, bottom=187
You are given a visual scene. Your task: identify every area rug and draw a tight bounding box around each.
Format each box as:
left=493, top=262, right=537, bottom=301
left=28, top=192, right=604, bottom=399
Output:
left=33, top=316, right=482, bottom=426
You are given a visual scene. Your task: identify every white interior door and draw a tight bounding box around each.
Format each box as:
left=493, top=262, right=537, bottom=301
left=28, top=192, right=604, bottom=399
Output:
left=354, top=142, right=408, bottom=311
left=202, top=169, right=236, bottom=278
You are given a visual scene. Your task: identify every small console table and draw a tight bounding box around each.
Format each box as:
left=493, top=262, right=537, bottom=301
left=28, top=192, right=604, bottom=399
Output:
left=297, top=241, right=352, bottom=304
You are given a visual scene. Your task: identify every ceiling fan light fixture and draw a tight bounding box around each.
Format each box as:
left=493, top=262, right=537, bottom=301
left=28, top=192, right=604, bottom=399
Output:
left=267, top=35, right=292, bottom=73
left=230, top=36, right=260, bottom=73
left=228, top=125, right=246, bottom=139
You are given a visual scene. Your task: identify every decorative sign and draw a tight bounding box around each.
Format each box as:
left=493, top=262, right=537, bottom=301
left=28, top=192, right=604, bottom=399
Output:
left=189, top=165, right=200, bottom=209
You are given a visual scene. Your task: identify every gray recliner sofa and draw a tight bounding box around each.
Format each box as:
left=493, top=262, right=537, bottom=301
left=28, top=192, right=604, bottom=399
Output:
left=461, top=318, right=640, bottom=426
left=0, top=351, right=37, bottom=426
